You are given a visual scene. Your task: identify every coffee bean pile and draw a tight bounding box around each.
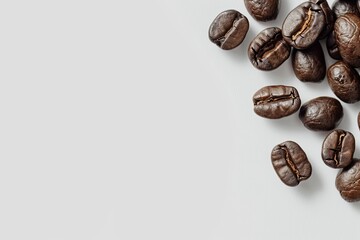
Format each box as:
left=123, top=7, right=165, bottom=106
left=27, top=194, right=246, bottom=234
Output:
left=208, top=0, right=360, bottom=202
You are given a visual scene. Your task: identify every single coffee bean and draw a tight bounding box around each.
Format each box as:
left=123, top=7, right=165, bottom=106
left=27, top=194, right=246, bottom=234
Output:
left=208, top=10, right=249, bottom=50
left=299, top=97, right=343, bottom=131
left=336, top=159, right=360, bottom=202
left=244, top=0, right=279, bottom=21
left=311, top=0, right=335, bottom=39
left=253, top=85, right=301, bottom=119
left=334, top=13, right=360, bottom=67
left=332, top=0, right=360, bottom=19
left=322, top=129, right=355, bottom=168
left=248, top=27, right=291, bottom=70
left=327, top=61, right=360, bottom=103
left=326, top=31, right=342, bottom=60
left=282, top=2, right=325, bottom=49
left=271, top=141, right=312, bottom=187
left=292, top=41, right=326, bottom=82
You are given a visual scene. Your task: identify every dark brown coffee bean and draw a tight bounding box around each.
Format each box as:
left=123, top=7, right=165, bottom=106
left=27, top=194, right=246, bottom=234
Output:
left=327, top=61, right=360, bottom=103
left=334, top=13, right=360, bottom=67
left=299, top=97, right=343, bottom=131
left=253, top=85, right=301, bottom=119
left=332, top=0, right=360, bottom=19
left=311, top=0, right=335, bottom=39
left=326, top=31, right=342, bottom=60
left=248, top=27, right=291, bottom=70
left=282, top=2, right=325, bottom=49
left=322, top=129, right=355, bottom=168
left=208, top=10, right=249, bottom=50
left=244, top=0, right=279, bottom=21
left=292, top=41, right=326, bottom=82
left=271, top=141, right=312, bottom=187
left=336, top=159, right=360, bottom=202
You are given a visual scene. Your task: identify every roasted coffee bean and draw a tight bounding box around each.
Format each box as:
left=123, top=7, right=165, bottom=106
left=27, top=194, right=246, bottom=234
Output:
left=327, top=61, right=360, bottom=103
left=271, top=141, right=312, bottom=187
left=332, top=0, right=360, bottom=18
left=326, top=31, right=342, bottom=60
left=244, top=0, right=279, bottom=21
left=282, top=2, right=325, bottom=49
left=248, top=27, right=291, bottom=70
left=299, top=97, right=343, bottom=131
left=322, top=129, right=355, bottom=168
left=311, top=0, right=335, bottom=39
left=336, top=159, right=360, bottom=202
left=253, top=85, right=301, bottom=119
left=334, top=13, right=360, bottom=67
left=208, top=10, right=249, bottom=50
left=292, top=41, right=326, bottom=82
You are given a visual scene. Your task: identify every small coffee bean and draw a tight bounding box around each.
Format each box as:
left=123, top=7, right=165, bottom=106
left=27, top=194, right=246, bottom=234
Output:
left=299, top=97, right=343, bottom=131
left=334, top=13, right=360, bottom=67
left=336, top=159, right=360, bottom=202
left=332, top=0, right=360, bottom=19
left=271, top=141, right=312, bottom=187
left=244, top=0, right=279, bottom=21
left=311, top=0, right=335, bottom=39
left=253, top=85, right=301, bottom=119
left=292, top=41, right=326, bottom=82
left=208, top=10, right=249, bottom=50
left=248, top=27, right=291, bottom=70
left=326, top=31, right=342, bottom=60
left=327, top=61, right=360, bottom=103
left=322, top=129, right=355, bottom=168
left=282, top=2, right=325, bottom=49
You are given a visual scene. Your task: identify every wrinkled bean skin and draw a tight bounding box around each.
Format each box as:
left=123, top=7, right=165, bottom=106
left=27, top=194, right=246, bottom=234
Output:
left=299, top=97, right=343, bottom=131
left=292, top=41, right=326, bottom=82
left=334, top=13, right=360, bottom=67
left=336, top=159, right=360, bottom=202
left=253, top=85, right=301, bottom=119
left=244, top=0, right=279, bottom=21
left=271, top=141, right=312, bottom=187
left=282, top=2, right=325, bottom=49
left=322, top=129, right=355, bottom=168
left=332, top=0, right=360, bottom=19
left=208, top=10, right=249, bottom=50
left=326, top=31, right=342, bottom=60
left=311, top=0, right=335, bottom=39
left=327, top=61, right=360, bottom=103
left=248, top=27, right=291, bottom=70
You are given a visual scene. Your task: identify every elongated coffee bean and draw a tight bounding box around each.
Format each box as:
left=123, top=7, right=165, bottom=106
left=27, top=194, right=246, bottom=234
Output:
left=336, top=159, right=360, bottom=202
left=253, top=85, right=301, bottom=119
left=322, top=129, right=355, bottom=168
left=271, top=141, right=312, bottom=187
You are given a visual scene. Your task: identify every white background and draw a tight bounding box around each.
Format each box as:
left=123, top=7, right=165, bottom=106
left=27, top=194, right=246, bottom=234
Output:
left=1, top=0, right=360, bottom=239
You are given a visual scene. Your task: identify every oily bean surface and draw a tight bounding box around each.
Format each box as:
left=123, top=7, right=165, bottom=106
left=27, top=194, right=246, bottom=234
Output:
left=322, top=129, right=355, bottom=168
left=326, top=31, right=342, bottom=60
left=336, top=159, right=360, bottom=202
left=208, top=10, right=249, bottom=50
left=244, top=0, right=279, bottom=21
left=252, top=85, right=301, bottom=119
left=311, top=0, right=334, bottom=39
left=299, top=97, right=343, bottom=131
left=271, top=141, right=312, bottom=187
left=248, top=27, right=291, bottom=70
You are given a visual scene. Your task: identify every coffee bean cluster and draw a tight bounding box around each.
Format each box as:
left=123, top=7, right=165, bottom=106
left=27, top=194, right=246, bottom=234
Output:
left=208, top=0, right=360, bottom=202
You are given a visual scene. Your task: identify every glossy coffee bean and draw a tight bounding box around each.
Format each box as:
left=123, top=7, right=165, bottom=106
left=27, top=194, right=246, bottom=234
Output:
left=311, top=0, right=335, bottom=39
left=322, top=129, right=355, bottom=168
left=253, top=85, right=301, bottom=119
left=271, top=141, right=312, bottom=187
left=326, top=31, right=342, bottom=60
left=332, top=0, right=360, bottom=18
left=327, top=61, right=360, bottom=103
left=336, top=159, right=360, bottom=202
left=292, top=41, right=326, bottom=82
left=334, top=13, right=360, bottom=67
left=282, top=2, right=325, bottom=49
left=244, top=0, right=279, bottom=21
left=208, top=10, right=249, bottom=50
left=248, top=27, right=291, bottom=70
left=299, top=97, right=343, bottom=131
